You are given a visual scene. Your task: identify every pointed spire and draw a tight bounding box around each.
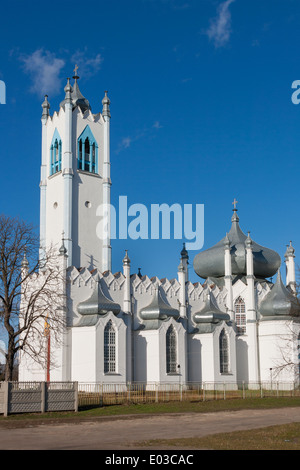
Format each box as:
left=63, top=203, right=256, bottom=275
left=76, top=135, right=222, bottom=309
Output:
left=138, top=268, right=142, bottom=279
left=102, top=90, right=111, bottom=118
left=41, top=95, right=50, bottom=119
left=60, top=67, right=91, bottom=112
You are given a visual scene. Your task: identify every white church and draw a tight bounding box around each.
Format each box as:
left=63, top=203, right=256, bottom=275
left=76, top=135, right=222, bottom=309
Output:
left=19, top=72, right=300, bottom=387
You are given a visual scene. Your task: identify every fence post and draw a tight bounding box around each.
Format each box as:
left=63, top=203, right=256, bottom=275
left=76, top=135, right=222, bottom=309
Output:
left=100, top=383, right=103, bottom=407
left=74, top=382, right=78, bottom=412
left=203, top=382, right=205, bottom=402
left=155, top=382, right=158, bottom=403
left=41, top=382, right=46, bottom=413
left=242, top=381, right=245, bottom=399
left=3, top=381, right=9, bottom=417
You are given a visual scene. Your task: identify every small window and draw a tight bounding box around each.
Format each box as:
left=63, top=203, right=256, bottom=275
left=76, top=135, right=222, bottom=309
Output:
left=166, top=325, right=177, bottom=374
left=235, top=297, right=246, bottom=335
left=220, top=329, right=229, bottom=374
left=104, top=321, right=116, bottom=373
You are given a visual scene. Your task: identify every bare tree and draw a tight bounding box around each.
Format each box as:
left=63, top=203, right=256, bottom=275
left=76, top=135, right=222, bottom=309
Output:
left=0, top=214, right=66, bottom=381
left=271, top=269, right=300, bottom=381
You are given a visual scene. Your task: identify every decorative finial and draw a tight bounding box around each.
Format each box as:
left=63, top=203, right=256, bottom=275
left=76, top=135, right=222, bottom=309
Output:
left=138, top=268, right=142, bottom=279
left=21, top=247, right=29, bottom=269
left=102, top=90, right=111, bottom=118
left=285, top=240, right=295, bottom=258
left=59, top=231, right=67, bottom=256
left=245, top=231, right=253, bottom=248
left=180, top=242, right=188, bottom=260
left=64, top=78, right=73, bottom=103
left=41, top=94, right=50, bottom=119
left=123, top=249, right=131, bottom=265
left=224, top=232, right=230, bottom=248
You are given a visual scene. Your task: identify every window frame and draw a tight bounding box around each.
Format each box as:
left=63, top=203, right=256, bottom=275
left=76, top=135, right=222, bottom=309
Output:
left=219, top=329, right=230, bottom=374
left=166, top=325, right=177, bottom=374
left=104, top=320, right=116, bottom=374
left=235, top=297, right=246, bottom=335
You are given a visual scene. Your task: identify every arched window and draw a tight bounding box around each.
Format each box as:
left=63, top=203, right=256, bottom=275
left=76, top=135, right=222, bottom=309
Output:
left=219, top=329, right=229, bottom=374
left=104, top=321, right=116, bottom=373
left=77, top=125, right=98, bottom=174
left=235, top=297, right=246, bottom=335
left=166, top=325, right=177, bottom=374
left=50, top=129, right=62, bottom=175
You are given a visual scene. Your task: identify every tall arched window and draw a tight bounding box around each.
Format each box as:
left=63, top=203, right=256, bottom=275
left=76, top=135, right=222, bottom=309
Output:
left=219, top=329, right=229, bottom=374
left=235, top=297, right=246, bottom=335
left=50, top=129, right=62, bottom=175
left=104, top=320, right=116, bottom=373
left=77, top=125, right=98, bottom=174
left=166, top=325, right=177, bottom=374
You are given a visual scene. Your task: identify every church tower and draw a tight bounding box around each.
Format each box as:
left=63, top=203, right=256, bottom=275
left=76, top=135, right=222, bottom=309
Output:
left=39, top=68, right=112, bottom=272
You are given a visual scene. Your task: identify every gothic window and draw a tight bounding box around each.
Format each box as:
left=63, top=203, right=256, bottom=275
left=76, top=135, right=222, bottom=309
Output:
left=235, top=297, right=246, bottom=335
left=219, top=329, right=229, bottom=374
left=104, top=321, right=116, bottom=373
left=50, top=130, right=62, bottom=175
left=166, top=325, right=177, bottom=374
left=77, top=125, right=98, bottom=174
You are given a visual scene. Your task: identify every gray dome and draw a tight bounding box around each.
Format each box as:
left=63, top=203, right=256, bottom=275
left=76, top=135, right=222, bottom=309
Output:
left=259, top=270, right=295, bottom=318
left=140, top=288, right=179, bottom=322
left=193, top=292, right=230, bottom=324
left=193, top=209, right=281, bottom=280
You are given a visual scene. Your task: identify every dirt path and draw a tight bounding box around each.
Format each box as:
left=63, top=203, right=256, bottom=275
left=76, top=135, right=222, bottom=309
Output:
left=1, top=407, right=300, bottom=450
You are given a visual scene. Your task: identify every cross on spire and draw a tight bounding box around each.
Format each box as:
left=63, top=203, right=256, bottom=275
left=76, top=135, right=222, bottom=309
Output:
left=232, top=198, right=238, bottom=210
left=73, top=64, right=79, bottom=80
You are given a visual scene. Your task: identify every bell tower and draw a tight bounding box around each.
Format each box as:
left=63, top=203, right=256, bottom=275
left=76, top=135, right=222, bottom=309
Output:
left=39, top=68, right=112, bottom=272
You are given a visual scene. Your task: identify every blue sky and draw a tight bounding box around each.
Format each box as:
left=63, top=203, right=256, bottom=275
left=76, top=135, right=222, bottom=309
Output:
left=0, top=0, right=299, bottom=283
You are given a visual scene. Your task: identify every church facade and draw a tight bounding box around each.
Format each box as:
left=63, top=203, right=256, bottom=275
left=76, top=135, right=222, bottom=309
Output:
left=19, top=75, right=300, bottom=387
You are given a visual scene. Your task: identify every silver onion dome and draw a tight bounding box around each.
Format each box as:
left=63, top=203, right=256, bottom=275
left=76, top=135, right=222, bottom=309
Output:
left=193, top=207, right=281, bottom=280
left=259, top=270, right=295, bottom=318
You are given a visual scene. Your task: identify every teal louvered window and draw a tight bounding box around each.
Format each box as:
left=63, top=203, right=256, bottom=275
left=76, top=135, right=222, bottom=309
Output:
left=50, top=129, right=62, bottom=175
left=77, top=125, right=98, bottom=174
